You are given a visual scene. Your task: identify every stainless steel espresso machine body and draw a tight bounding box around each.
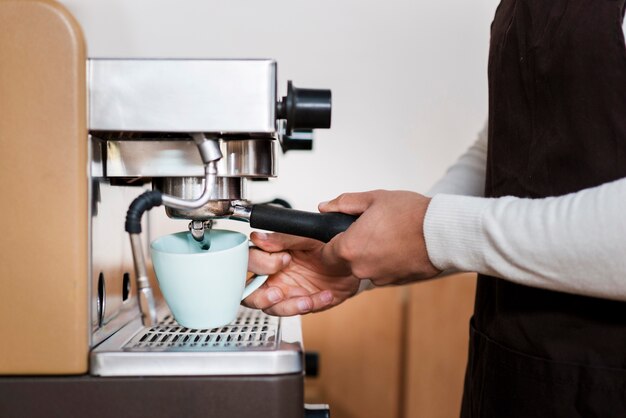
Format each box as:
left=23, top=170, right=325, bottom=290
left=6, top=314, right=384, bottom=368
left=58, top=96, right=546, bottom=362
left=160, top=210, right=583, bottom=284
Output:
left=0, top=1, right=331, bottom=417
left=88, top=57, right=320, bottom=364
left=92, top=58, right=331, bottom=328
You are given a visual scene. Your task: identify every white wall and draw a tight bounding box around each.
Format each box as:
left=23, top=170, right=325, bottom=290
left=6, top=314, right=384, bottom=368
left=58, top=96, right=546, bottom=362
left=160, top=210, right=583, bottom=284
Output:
left=61, top=0, right=499, bottom=217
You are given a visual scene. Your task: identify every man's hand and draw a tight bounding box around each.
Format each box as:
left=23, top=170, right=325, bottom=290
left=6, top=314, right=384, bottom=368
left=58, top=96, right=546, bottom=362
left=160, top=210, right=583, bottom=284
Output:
left=319, top=190, right=441, bottom=285
left=243, top=234, right=361, bottom=315
left=243, top=190, right=441, bottom=316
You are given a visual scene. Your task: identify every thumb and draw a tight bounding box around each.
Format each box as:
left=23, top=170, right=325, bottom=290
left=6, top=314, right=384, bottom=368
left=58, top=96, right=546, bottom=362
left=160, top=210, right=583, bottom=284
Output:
left=318, top=232, right=355, bottom=276
left=319, top=191, right=376, bottom=215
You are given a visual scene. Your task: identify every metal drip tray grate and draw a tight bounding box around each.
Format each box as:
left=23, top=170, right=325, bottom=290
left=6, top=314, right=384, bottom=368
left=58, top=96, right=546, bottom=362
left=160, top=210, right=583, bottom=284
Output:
left=125, top=310, right=279, bottom=351
left=91, top=307, right=303, bottom=376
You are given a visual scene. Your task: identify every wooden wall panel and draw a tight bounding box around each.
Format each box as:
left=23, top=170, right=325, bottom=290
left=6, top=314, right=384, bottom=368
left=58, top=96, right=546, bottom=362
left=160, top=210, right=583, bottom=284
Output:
left=403, top=274, right=476, bottom=418
left=302, top=287, right=406, bottom=418
left=301, top=274, right=476, bottom=418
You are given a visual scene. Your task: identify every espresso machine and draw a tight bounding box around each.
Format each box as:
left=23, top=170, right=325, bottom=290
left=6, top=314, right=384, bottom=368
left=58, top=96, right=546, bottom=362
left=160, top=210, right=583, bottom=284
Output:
left=0, top=0, right=349, bottom=416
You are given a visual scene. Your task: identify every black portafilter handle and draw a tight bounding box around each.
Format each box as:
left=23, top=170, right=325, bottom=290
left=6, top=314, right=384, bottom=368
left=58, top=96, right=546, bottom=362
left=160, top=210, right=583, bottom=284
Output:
left=249, top=204, right=357, bottom=243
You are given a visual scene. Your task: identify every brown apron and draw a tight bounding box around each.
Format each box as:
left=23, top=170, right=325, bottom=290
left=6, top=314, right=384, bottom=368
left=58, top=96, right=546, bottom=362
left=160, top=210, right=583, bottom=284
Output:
left=461, top=0, right=626, bottom=416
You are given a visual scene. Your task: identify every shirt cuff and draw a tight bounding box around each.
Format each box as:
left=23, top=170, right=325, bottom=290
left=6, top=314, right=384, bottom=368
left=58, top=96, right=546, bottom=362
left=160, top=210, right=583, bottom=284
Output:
left=423, top=194, right=492, bottom=272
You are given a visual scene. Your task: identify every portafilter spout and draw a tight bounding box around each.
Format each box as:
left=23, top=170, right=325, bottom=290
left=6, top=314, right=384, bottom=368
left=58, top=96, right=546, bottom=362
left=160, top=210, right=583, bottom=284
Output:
left=189, top=220, right=213, bottom=242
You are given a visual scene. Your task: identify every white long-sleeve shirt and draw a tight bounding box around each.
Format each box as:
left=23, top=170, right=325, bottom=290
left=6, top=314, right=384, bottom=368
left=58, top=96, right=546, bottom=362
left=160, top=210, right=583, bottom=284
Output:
left=424, top=125, right=626, bottom=301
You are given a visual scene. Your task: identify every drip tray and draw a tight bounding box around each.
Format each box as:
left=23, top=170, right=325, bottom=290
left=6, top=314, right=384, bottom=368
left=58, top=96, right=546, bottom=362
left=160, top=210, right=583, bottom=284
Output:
left=91, top=307, right=303, bottom=377
left=127, top=310, right=278, bottom=352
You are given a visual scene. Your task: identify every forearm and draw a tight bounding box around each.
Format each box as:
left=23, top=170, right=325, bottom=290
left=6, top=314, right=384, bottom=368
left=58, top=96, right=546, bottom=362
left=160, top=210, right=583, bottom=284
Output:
left=424, top=177, right=626, bottom=300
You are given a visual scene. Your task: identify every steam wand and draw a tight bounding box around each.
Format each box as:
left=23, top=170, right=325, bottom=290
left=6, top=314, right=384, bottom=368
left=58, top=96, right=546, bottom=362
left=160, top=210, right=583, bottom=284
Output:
left=124, top=134, right=222, bottom=326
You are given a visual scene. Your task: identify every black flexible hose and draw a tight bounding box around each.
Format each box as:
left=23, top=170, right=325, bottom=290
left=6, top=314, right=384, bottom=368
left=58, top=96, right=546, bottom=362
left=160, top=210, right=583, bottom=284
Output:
left=125, top=190, right=163, bottom=234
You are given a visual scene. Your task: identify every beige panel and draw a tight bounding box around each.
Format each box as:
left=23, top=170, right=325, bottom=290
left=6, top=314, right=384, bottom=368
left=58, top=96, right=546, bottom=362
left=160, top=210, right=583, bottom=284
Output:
left=404, top=274, right=476, bottom=418
left=0, top=0, right=88, bottom=373
left=302, top=287, right=405, bottom=418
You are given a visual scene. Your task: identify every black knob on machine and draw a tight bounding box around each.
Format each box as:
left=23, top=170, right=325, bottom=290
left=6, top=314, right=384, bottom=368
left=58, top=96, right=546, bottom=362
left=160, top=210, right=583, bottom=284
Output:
left=304, top=404, right=331, bottom=418
left=276, top=81, right=331, bottom=134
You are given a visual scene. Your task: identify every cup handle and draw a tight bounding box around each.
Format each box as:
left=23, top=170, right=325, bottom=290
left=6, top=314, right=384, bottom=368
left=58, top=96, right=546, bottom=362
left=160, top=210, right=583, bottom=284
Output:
left=241, top=274, right=269, bottom=300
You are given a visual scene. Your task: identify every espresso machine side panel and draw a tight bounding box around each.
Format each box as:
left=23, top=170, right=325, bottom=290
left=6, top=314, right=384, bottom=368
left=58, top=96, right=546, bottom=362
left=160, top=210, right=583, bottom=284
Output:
left=0, top=0, right=89, bottom=373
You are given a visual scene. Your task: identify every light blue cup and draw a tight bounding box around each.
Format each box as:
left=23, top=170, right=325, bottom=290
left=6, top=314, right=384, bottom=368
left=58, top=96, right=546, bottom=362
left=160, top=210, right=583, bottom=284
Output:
left=150, top=229, right=268, bottom=329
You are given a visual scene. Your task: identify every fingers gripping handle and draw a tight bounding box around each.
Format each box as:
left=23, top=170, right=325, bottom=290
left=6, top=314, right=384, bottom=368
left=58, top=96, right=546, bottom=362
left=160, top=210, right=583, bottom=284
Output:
left=249, top=205, right=357, bottom=243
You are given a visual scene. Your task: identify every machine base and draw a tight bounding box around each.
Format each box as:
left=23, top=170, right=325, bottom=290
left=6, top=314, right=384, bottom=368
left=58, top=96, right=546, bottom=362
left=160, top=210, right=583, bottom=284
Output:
left=0, top=374, right=304, bottom=418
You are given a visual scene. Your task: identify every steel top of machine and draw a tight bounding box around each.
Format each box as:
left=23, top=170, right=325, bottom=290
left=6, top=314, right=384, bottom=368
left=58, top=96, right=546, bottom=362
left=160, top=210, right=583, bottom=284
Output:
left=88, top=59, right=278, bottom=133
